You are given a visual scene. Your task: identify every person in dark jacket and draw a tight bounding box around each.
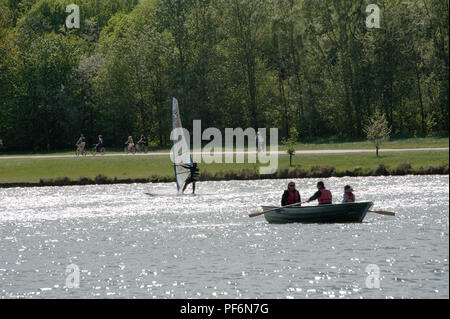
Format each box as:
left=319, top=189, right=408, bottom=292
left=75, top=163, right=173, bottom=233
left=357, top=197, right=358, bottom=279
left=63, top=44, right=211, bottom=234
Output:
left=95, top=135, right=104, bottom=153
left=180, top=162, right=200, bottom=194
left=307, top=181, right=332, bottom=205
left=281, top=181, right=302, bottom=206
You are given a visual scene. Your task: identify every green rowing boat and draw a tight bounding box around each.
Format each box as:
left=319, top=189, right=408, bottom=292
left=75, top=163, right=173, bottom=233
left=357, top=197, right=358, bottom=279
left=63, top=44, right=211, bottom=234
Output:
left=261, top=202, right=373, bottom=224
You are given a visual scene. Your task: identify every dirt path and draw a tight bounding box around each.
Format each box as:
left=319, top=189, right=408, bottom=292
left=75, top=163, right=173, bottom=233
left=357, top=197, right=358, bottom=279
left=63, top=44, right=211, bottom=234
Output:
left=0, top=148, right=448, bottom=160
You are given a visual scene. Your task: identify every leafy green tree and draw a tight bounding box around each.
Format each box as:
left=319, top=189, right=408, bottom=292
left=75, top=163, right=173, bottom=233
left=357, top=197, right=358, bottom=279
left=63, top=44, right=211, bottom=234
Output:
left=283, top=126, right=299, bottom=166
left=157, top=0, right=193, bottom=116
left=422, top=0, right=449, bottom=132
left=0, top=0, right=448, bottom=152
left=364, top=111, right=392, bottom=157
left=96, top=0, right=173, bottom=146
left=1, top=32, right=82, bottom=150
left=220, top=0, right=271, bottom=129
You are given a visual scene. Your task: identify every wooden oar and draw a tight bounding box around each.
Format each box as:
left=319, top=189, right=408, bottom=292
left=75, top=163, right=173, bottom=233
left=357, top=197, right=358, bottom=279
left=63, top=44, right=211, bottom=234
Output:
left=369, top=210, right=395, bottom=216
left=249, top=202, right=307, bottom=218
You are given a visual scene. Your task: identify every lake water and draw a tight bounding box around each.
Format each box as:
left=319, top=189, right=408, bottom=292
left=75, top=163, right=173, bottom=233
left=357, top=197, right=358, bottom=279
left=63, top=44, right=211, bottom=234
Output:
left=0, top=176, right=448, bottom=299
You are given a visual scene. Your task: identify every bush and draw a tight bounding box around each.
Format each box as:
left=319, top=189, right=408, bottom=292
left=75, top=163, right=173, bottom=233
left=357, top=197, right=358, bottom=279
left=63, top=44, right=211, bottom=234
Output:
left=276, top=168, right=289, bottom=179
left=342, top=166, right=363, bottom=177
left=239, top=168, right=259, bottom=180
left=94, top=174, right=109, bottom=184
left=213, top=170, right=225, bottom=180
left=310, top=165, right=335, bottom=177
left=292, top=166, right=308, bottom=178
left=78, top=177, right=91, bottom=185
left=393, top=162, right=413, bottom=175
left=56, top=177, right=71, bottom=186
left=374, top=163, right=390, bottom=175
left=199, top=171, right=212, bottom=181
left=224, top=169, right=239, bottom=180
left=425, top=164, right=449, bottom=175
left=310, top=165, right=320, bottom=175
left=149, top=175, right=172, bottom=183
left=320, top=165, right=335, bottom=177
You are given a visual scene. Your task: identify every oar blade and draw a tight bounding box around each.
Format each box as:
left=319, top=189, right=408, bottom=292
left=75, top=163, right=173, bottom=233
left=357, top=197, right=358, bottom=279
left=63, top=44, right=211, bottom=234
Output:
left=249, top=202, right=306, bottom=218
left=370, top=210, right=395, bottom=216
left=249, top=208, right=278, bottom=218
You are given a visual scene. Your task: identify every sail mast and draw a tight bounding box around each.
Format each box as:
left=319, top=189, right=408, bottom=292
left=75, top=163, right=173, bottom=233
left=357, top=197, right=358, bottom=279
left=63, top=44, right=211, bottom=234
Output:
left=171, top=97, right=180, bottom=191
left=171, top=97, right=192, bottom=193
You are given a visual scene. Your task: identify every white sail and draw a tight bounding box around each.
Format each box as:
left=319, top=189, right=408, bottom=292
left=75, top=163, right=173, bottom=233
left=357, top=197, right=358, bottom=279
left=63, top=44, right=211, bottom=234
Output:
left=171, top=97, right=192, bottom=192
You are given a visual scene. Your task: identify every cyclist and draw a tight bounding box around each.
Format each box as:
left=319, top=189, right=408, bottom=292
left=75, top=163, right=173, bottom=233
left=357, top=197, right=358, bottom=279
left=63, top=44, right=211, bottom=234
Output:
left=137, top=135, right=148, bottom=152
left=75, top=134, right=86, bottom=153
left=95, top=135, right=104, bottom=153
left=125, top=136, right=134, bottom=153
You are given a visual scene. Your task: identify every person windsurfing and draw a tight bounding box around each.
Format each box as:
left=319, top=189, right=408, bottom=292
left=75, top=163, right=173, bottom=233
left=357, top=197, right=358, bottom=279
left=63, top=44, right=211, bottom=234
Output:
left=179, top=162, right=200, bottom=194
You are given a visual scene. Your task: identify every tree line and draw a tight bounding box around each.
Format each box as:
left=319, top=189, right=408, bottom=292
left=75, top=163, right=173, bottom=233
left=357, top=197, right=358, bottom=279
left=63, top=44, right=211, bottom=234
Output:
left=0, top=0, right=448, bottom=151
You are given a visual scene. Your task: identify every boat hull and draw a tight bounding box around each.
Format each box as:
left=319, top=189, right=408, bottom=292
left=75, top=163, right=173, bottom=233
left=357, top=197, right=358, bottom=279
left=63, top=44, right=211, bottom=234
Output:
left=262, top=202, right=373, bottom=224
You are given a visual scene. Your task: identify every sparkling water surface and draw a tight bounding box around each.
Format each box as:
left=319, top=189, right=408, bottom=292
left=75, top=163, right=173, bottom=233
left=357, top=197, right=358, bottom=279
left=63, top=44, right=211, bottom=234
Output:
left=0, top=176, right=448, bottom=298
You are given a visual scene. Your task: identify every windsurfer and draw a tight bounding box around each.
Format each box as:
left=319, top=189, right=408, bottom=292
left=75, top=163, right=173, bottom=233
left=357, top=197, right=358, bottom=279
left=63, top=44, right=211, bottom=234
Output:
left=178, top=162, right=200, bottom=194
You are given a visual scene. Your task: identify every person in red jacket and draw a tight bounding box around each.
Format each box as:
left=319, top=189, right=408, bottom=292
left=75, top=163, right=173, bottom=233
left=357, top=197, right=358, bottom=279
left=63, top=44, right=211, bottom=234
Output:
left=307, top=181, right=332, bottom=205
left=342, top=185, right=355, bottom=203
left=281, top=182, right=302, bottom=206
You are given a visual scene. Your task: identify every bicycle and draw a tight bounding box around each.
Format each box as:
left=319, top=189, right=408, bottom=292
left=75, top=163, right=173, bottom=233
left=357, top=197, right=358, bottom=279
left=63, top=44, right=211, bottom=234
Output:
left=135, top=143, right=148, bottom=153
left=75, top=143, right=87, bottom=157
left=90, top=144, right=105, bottom=156
left=124, top=144, right=136, bottom=154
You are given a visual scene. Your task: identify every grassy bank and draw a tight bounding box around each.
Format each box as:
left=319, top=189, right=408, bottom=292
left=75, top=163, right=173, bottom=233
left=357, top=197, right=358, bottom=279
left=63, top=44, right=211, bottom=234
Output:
left=0, top=150, right=448, bottom=187
left=284, top=136, right=449, bottom=151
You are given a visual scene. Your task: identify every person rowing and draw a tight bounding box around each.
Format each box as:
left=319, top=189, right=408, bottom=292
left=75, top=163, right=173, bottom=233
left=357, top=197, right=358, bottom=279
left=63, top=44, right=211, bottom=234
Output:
left=306, top=181, right=332, bottom=205
left=281, top=181, right=302, bottom=207
left=178, top=162, right=200, bottom=194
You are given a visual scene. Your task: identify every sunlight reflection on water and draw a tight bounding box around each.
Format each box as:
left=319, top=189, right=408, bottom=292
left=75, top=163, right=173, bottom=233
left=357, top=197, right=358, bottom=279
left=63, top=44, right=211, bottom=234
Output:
left=0, top=175, right=448, bottom=298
